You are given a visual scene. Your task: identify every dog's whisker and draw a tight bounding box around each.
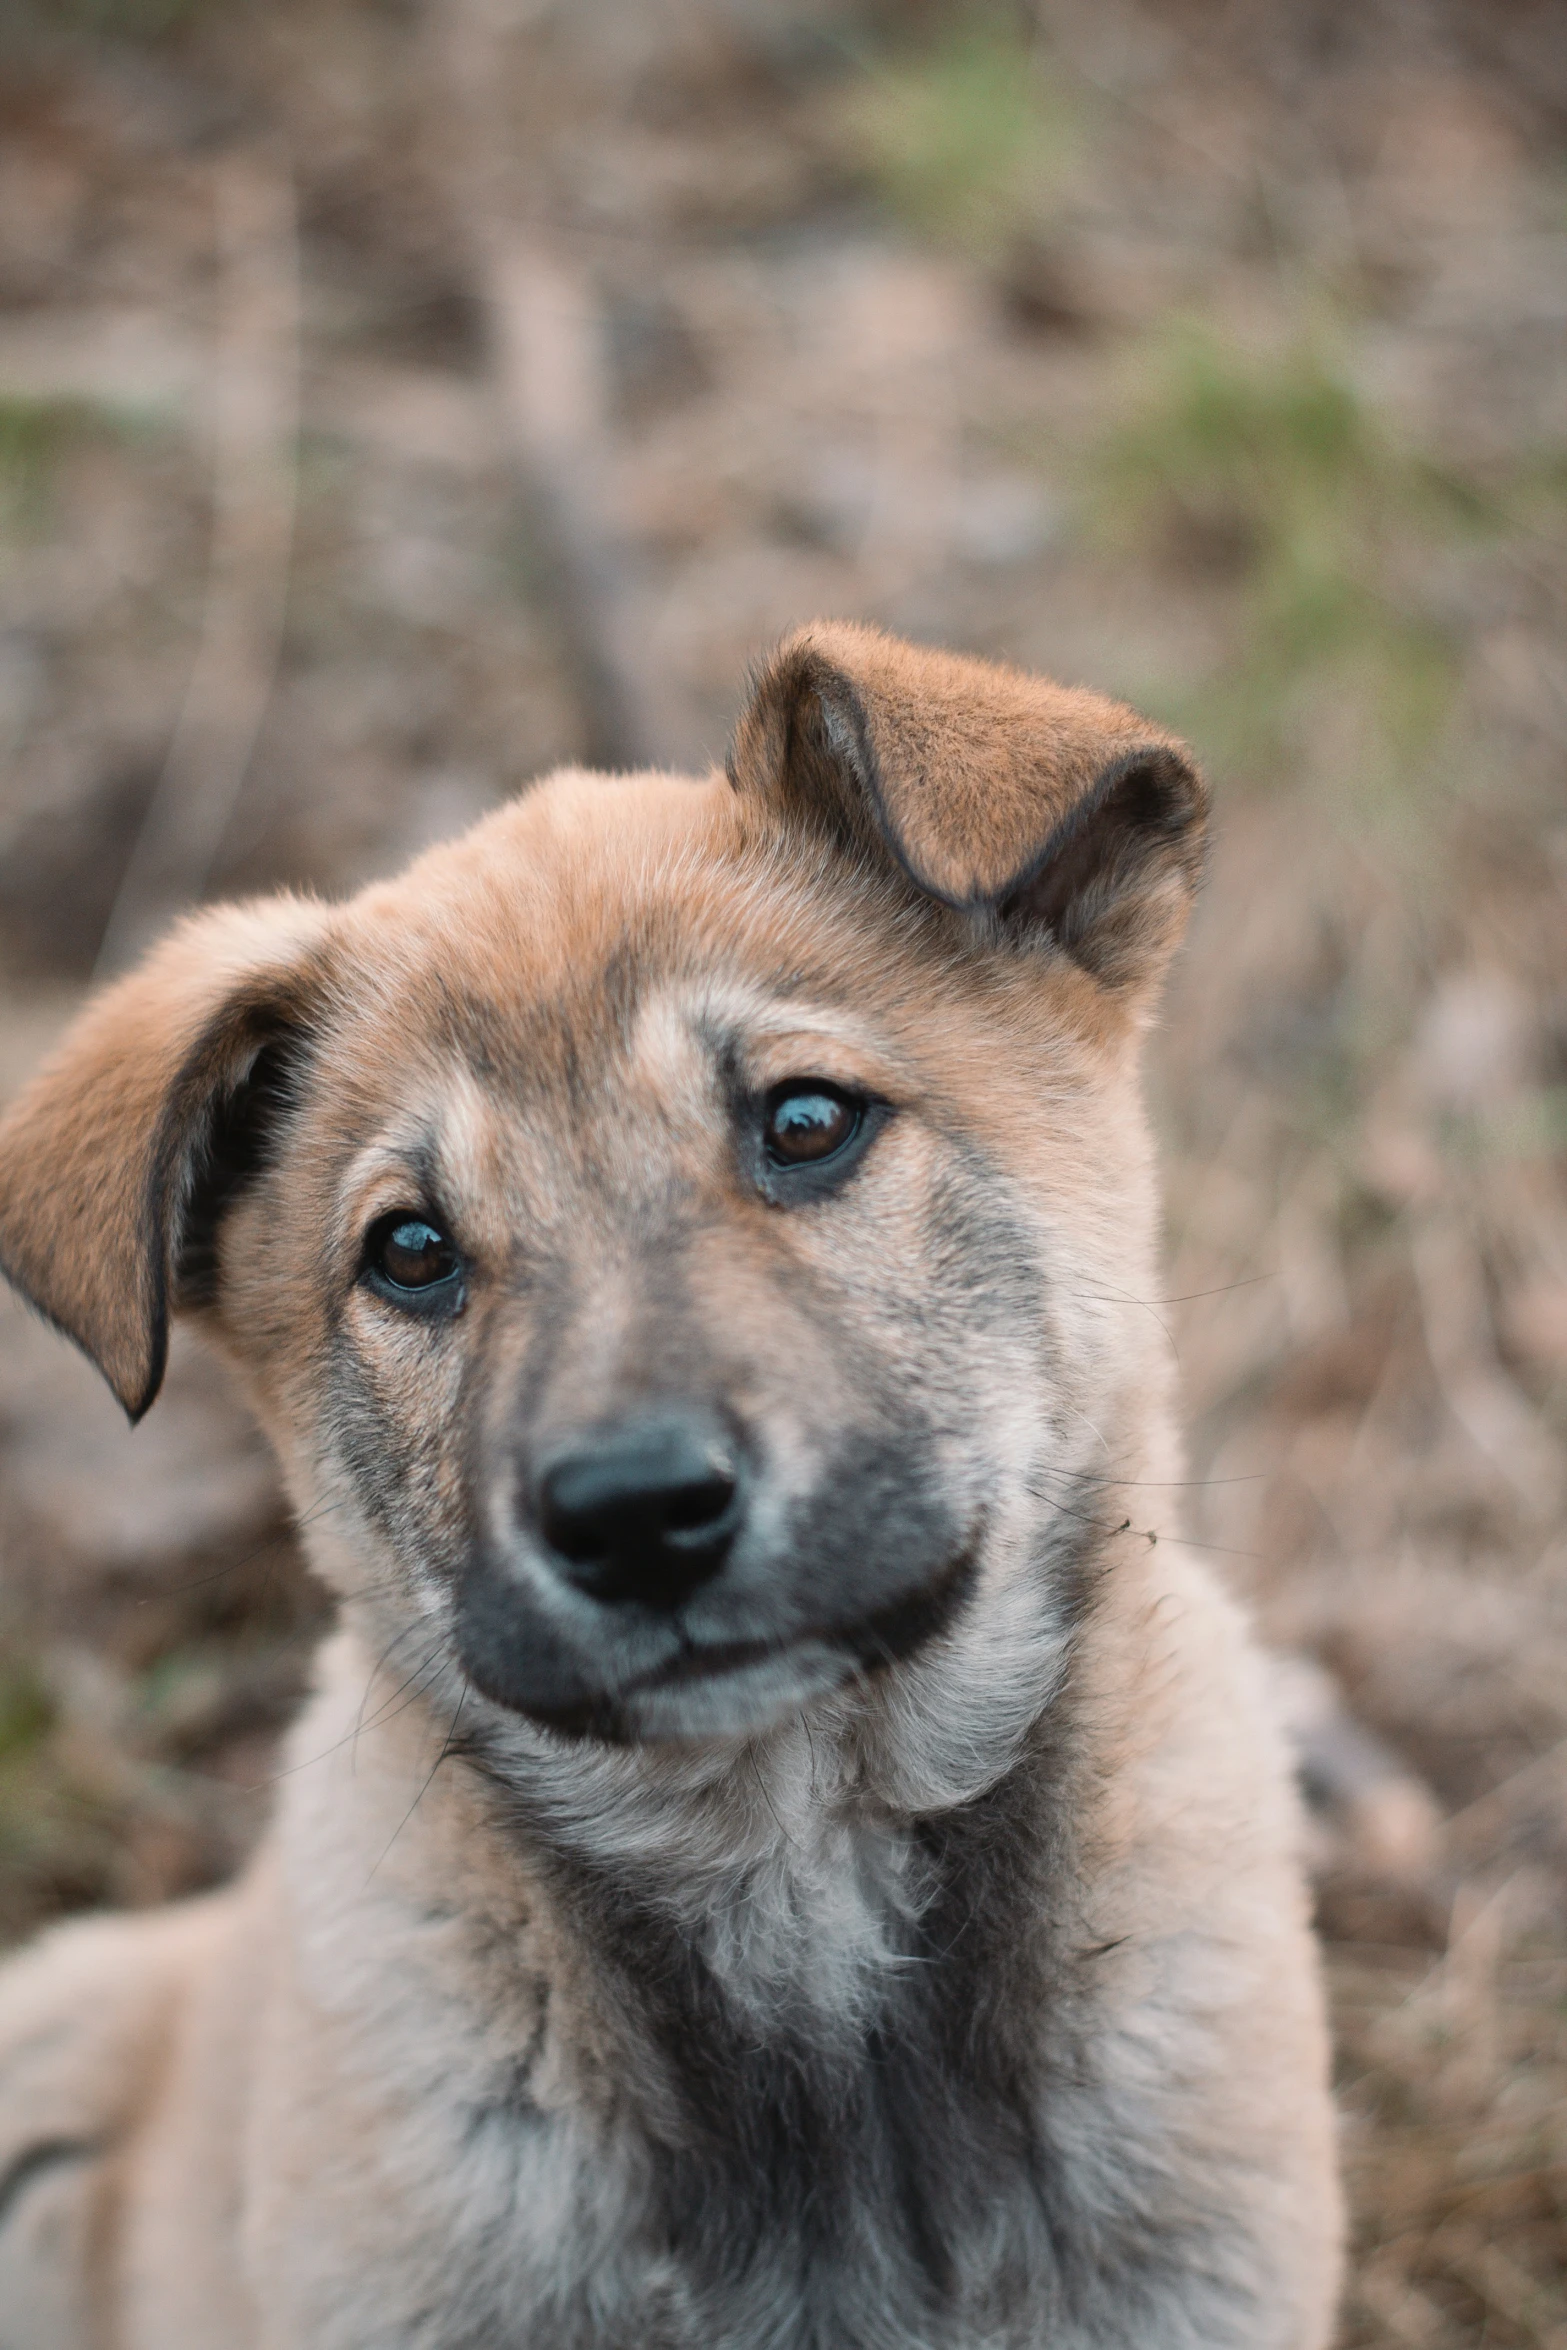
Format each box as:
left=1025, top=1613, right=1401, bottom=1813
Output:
left=363, top=1677, right=471, bottom=1889
left=354, top=1634, right=451, bottom=1754
left=138, top=1492, right=350, bottom=1603
left=1054, top=1273, right=1277, bottom=1309
left=1057, top=1472, right=1263, bottom=1491
left=258, top=1640, right=450, bottom=1790
left=1055, top=1273, right=1182, bottom=1365
left=351, top=1630, right=421, bottom=1769
left=1022, top=1475, right=1263, bottom=1563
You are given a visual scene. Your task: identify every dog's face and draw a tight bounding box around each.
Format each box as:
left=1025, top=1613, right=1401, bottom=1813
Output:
left=0, top=626, right=1204, bottom=1744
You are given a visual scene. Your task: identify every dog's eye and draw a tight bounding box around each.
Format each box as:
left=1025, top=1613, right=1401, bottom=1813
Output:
left=763, top=1083, right=862, bottom=1169
left=365, top=1212, right=462, bottom=1303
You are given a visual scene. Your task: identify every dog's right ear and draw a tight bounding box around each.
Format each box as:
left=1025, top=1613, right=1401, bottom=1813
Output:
left=0, top=895, right=334, bottom=1423
left=729, top=621, right=1207, bottom=998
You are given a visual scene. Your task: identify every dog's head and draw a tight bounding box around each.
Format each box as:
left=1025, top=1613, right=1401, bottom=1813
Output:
left=0, top=626, right=1204, bottom=1744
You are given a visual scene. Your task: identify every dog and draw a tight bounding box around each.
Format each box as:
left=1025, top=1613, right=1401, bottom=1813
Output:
left=0, top=623, right=1341, bottom=2348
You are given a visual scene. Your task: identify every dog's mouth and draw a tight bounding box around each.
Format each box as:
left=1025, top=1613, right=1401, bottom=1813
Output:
left=463, top=1538, right=983, bottom=1746
left=632, top=1539, right=977, bottom=1695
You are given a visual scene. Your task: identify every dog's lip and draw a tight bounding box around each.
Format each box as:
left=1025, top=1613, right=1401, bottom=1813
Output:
left=612, top=1536, right=982, bottom=1704
left=458, top=1530, right=987, bottom=1743
left=621, top=1631, right=786, bottom=1693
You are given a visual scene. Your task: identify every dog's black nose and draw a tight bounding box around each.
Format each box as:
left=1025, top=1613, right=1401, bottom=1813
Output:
left=536, top=1419, right=741, bottom=1606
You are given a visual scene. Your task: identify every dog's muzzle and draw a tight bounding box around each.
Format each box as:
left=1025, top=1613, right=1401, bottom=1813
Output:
left=455, top=1406, right=976, bottom=1743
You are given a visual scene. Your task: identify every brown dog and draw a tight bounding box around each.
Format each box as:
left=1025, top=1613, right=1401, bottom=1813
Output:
left=0, top=624, right=1341, bottom=2348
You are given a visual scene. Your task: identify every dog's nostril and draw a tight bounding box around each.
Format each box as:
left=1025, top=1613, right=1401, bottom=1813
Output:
left=536, top=1422, right=741, bottom=1605
left=650, top=1471, right=736, bottom=1541
left=544, top=1468, right=734, bottom=1562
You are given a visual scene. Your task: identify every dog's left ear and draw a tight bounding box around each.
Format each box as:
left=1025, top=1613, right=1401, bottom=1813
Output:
left=729, top=621, right=1208, bottom=995
left=0, top=895, right=334, bottom=1422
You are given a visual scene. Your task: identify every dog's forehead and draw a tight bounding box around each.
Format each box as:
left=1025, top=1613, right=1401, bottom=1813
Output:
left=329, top=764, right=900, bottom=1085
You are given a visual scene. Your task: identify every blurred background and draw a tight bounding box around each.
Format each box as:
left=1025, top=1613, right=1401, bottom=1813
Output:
left=0, top=0, right=1564, bottom=2336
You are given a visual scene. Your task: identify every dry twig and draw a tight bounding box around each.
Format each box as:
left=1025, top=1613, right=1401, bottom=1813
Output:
left=95, top=149, right=300, bottom=978
left=438, top=0, right=664, bottom=772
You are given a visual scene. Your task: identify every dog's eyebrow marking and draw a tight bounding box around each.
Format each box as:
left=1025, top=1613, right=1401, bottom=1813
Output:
left=429, top=1067, right=499, bottom=1196
left=344, top=1073, right=513, bottom=1251
left=640, top=984, right=920, bottom=1103
left=699, top=989, right=903, bottom=1057
left=340, top=1125, right=447, bottom=1231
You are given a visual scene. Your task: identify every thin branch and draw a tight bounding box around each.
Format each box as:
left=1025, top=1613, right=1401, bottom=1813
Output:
left=437, top=0, right=667, bottom=772
left=95, top=147, right=300, bottom=977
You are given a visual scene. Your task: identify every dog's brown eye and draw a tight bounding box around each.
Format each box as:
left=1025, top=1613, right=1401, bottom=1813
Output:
left=367, top=1213, right=461, bottom=1296
left=763, top=1084, right=861, bottom=1168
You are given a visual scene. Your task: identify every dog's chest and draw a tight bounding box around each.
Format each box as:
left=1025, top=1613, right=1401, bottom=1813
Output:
left=369, top=1818, right=1070, bottom=2349
left=420, top=1974, right=1054, bottom=2350
left=272, top=1708, right=1094, bottom=2346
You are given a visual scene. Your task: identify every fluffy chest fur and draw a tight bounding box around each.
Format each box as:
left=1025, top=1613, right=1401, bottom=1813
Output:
left=275, top=1846, right=1059, bottom=2338
left=248, top=1580, right=1304, bottom=2350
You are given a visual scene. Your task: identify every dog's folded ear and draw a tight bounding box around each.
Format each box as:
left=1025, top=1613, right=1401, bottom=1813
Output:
left=729, top=621, right=1208, bottom=995
left=0, top=896, right=333, bottom=1422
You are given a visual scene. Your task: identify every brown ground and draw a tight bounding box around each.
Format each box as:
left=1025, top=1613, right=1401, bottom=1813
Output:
left=0, top=3, right=1564, bottom=2339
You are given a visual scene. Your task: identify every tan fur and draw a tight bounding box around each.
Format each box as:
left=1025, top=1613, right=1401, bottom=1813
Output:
left=0, top=625, right=1341, bottom=2349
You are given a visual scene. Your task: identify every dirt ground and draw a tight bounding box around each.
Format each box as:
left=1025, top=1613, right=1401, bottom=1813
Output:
left=0, top=2, right=1565, bottom=2338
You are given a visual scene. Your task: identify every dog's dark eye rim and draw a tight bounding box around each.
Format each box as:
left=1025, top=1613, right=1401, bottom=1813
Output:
left=362, top=1209, right=465, bottom=1311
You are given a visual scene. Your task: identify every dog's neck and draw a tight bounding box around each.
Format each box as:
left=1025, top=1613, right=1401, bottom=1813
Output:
left=504, top=1607, right=1067, bottom=2023
left=291, top=1501, right=1088, bottom=2044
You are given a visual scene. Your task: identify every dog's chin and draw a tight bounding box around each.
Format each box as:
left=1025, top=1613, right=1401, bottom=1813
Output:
left=458, top=1543, right=981, bottom=1749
